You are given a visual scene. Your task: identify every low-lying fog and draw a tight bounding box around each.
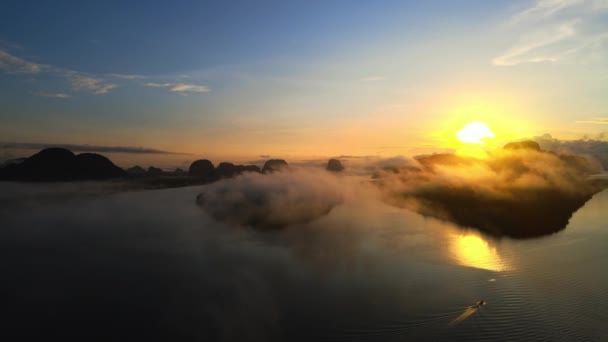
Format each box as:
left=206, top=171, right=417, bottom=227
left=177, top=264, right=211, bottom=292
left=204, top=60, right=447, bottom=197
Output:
left=1, top=166, right=608, bottom=340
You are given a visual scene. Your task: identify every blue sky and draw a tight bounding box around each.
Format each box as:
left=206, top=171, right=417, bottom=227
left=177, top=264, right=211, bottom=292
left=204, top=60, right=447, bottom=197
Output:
left=1, top=0, right=607, bottom=160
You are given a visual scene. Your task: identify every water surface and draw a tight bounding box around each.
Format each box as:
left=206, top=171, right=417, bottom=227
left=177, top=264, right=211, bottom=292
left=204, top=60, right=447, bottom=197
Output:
left=1, top=182, right=607, bottom=341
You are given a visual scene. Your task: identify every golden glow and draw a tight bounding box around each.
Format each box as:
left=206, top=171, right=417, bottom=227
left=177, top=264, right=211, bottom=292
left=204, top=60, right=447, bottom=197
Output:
left=426, top=92, right=539, bottom=152
left=455, top=145, right=489, bottom=159
left=450, top=233, right=509, bottom=271
left=456, top=122, right=495, bottom=144
left=450, top=306, right=480, bottom=326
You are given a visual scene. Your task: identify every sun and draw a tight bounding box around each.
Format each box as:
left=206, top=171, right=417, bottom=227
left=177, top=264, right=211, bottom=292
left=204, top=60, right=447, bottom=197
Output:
left=456, top=122, right=495, bottom=144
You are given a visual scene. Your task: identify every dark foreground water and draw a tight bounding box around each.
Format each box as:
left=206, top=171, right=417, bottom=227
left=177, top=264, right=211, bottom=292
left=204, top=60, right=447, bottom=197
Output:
left=1, top=182, right=607, bottom=341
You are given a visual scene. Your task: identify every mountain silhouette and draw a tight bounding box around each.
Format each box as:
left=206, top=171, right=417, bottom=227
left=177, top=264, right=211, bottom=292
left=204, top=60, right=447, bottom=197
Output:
left=0, top=148, right=126, bottom=181
left=262, top=159, right=288, bottom=173
left=326, top=159, right=344, bottom=172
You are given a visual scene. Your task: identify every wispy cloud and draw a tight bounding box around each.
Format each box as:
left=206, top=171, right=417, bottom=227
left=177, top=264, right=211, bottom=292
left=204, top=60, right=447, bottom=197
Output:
left=493, top=20, right=578, bottom=66
left=109, top=73, right=145, bottom=80
left=508, top=0, right=584, bottom=25
left=494, top=0, right=608, bottom=66
left=37, top=92, right=71, bottom=99
left=0, top=50, right=46, bottom=73
left=0, top=142, right=192, bottom=155
left=1, top=48, right=213, bottom=97
left=145, top=82, right=210, bottom=93
left=575, top=117, right=608, bottom=124
left=67, top=74, right=118, bottom=94
left=0, top=49, right=120, bottom=95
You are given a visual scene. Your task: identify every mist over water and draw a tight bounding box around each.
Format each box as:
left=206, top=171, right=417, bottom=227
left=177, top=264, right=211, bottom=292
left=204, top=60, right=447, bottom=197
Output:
left=1, top=177, right=607, bottom=341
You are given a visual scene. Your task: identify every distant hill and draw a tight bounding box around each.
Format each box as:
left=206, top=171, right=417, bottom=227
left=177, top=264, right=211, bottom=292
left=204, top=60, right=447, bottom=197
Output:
left=0, top=148, right=127, bottom=181
left=378, top=141, right=605, bottom=238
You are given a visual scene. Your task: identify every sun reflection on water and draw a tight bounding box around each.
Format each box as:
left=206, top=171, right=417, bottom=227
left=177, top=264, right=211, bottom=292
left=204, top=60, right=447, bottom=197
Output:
left=450, top=233, right=510, bottom=271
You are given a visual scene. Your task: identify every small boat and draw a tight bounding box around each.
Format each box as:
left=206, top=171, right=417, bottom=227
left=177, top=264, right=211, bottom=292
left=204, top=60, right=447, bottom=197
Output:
left=472, top=300, right=486, bottom=308
left=450, top=300, right=486, bottom=326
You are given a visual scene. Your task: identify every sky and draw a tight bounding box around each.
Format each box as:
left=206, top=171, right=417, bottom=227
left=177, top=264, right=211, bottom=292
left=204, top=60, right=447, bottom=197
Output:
left=1, top=0, right=607, bottom=162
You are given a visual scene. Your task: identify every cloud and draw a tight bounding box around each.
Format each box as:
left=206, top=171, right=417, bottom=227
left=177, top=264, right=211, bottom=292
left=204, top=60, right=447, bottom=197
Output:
left=0, top=49, right=119, bottom=95
left=189, top=143, right=605, bottom=239
left=0, top=50, right=46, bottom=73
left=494, top=0, right=608, bottom=66
left=170, top=83, right=210, bottom=92
left=145, top=82, right=210, bottom=93
left=508, top=0, right=584, bottom=25
left=196, top=169, right=355, bottom=228
left=493, top=20, right=579, bottom=66
left=108, top=73, right=145, bottom=80
left=1, top=49, right=212, bottom=96
left=534, top=133, right=608, bottom=169
left=575, top=117, right=608, bottom=124
left=375, top=144, right=603, bottom=238
left=198, top=146, right=599, bottom=237
left=0, top=142, right=190, bottom=155
left=68, top=74, right=117, bottom=94
left=37, top=92, right=71, bottom=99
